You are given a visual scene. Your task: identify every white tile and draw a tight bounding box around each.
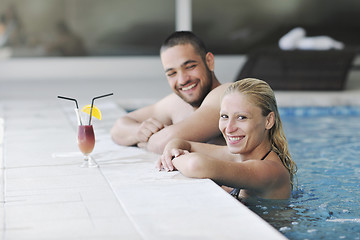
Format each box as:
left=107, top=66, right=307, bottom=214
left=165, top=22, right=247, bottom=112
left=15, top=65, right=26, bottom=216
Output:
left=0, top=206, right=4, bottom=231
left=4, top=218, right=141, bottom=240
left=6, top=169, right=107, bottom=193
left=0, top=169, right=3, bottom=204
left=100, top=159, right=286, bottom=239
left=5, top=202, right=90, bottom=224
left=108, top=181, right=286, bottom=240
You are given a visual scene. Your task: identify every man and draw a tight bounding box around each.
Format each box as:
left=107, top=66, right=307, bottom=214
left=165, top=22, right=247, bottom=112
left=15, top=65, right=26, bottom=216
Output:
left=111, top=31, right=231, bottom=154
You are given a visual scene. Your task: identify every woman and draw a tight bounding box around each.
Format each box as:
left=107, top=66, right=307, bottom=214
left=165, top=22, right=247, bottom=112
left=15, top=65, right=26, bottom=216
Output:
left=156, top=78, right=297, bottom=200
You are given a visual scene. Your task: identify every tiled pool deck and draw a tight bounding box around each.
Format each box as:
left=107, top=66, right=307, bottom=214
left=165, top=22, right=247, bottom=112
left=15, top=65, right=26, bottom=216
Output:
left=0, top=100, right=286, bottom=240
left=1, top=56, right=360, bottom=239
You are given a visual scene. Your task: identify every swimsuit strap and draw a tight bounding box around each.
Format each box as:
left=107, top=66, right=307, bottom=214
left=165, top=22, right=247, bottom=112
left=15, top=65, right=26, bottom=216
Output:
left=261, top=149, right=272, bottom=160
left=230, top=149, right=272, bottom=199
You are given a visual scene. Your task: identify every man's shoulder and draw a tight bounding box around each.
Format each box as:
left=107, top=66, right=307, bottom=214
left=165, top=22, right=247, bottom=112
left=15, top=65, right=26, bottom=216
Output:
left=201, top=82, right=232, bottom=105
left=213, top=82, right=232, bottom=92
left=157, top=93, right=187, bottom=106
left=152, top=93, right=193, bottom=124
left=132, top=93, right=180, bottom=116
left=155, top=93, right=191, bottom=114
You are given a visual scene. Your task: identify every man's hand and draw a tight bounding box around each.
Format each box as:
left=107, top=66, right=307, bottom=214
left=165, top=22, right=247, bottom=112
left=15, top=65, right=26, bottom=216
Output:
left=136, top=118, right=165, bottom=143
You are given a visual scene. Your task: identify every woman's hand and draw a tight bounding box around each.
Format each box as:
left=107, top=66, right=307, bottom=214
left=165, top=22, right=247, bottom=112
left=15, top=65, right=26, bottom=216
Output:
left=155, top=138, right=192, bottom=171
left=156, top=148, right=189, bottom=171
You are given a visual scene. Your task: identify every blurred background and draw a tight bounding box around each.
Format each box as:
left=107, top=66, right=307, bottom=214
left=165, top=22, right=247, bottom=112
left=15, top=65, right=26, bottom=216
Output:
left=1, top=0, right=360, bottom=58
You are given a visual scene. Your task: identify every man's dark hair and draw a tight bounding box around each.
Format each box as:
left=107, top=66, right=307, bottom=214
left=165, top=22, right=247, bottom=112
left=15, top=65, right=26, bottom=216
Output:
left=160, top=31, right=208, bottom=60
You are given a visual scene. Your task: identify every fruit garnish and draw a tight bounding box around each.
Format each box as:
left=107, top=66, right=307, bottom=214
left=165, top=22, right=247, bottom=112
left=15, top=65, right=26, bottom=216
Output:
left=81, top=104, right=102, bottom=120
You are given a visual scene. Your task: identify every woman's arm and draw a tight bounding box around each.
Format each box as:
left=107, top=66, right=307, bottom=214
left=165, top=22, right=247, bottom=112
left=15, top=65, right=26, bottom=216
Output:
left=156, top=138, right=229, bottom=171
left=171, top=153, right=291, bottom=199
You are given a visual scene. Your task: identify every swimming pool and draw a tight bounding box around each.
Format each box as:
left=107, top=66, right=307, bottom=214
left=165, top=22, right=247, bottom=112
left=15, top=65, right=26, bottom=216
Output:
left=247, top=106, right=360, bottom=240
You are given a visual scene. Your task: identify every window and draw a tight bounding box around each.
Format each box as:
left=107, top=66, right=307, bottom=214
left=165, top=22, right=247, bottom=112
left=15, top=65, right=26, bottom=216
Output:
left=1, top=0, right=359, bottom=58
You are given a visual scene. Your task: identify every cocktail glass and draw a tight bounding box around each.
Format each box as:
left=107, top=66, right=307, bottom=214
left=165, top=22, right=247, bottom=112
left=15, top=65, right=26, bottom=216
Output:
left=58, top=93, right=113, bottom=168
left=77, top=123, right=97, bottom=168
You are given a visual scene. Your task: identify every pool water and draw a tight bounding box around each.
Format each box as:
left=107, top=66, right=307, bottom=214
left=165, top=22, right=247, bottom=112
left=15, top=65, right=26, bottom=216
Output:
left=248, top=107, right=360, bottom=240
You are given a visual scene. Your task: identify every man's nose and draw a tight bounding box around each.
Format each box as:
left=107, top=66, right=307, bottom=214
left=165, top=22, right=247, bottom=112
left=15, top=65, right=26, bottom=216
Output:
left=178, top=71, right=191, bottom=85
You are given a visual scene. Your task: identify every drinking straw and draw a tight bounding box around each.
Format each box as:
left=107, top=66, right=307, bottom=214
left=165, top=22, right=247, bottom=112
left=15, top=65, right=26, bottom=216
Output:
left=88, top=93, right=114, bottom=125
left=57, top=95, right=83, bottom=125
left=57, top=96, right=79, bottom=108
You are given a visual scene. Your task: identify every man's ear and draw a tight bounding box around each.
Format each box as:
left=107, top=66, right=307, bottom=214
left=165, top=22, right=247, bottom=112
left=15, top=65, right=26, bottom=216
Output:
left=205, top=52, right=215, bottom=72
left=265, top=112, right=275, bottom=130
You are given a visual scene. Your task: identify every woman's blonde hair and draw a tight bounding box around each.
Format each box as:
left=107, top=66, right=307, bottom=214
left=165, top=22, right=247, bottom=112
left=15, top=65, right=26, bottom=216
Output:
left=223, top=78, right=297, bottom=189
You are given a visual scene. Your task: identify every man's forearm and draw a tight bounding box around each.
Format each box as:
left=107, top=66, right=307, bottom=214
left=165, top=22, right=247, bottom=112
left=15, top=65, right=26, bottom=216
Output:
left=110, top=117, right=140, bottom=146
left=146, top=127, right=176, bottom=154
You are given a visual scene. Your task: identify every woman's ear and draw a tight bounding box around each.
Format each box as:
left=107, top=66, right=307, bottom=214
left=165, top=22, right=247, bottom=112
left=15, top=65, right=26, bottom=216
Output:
left=265, top=112, right=275, bottom=130
left=205, top=52, right=215, bottom=72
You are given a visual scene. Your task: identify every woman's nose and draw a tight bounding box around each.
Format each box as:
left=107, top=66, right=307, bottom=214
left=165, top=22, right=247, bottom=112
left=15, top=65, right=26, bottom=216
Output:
left=226, top=118, right=237, bottom=133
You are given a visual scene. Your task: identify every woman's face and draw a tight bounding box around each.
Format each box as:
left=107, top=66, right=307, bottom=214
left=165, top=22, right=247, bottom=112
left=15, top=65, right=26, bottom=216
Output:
left=219, top=92, right=272, bottom=156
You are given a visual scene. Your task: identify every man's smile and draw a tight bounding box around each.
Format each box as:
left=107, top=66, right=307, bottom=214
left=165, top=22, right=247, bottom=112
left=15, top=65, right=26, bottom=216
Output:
left=181, top=82, right=198, bottom=91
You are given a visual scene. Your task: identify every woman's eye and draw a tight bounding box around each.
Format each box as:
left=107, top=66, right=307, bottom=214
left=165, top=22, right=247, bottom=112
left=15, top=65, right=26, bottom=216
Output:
left=220, top=114, right=228, bottom=119
left=238, top=116, right=247, bottom=120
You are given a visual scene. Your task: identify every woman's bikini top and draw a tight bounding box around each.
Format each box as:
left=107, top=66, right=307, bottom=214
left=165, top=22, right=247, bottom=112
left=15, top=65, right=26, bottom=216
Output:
left=229, top=149, right=272, bottom=199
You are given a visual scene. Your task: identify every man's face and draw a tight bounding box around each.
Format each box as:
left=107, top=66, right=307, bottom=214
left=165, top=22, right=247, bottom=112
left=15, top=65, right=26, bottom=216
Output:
left=160, top=44, right=213, bottom=108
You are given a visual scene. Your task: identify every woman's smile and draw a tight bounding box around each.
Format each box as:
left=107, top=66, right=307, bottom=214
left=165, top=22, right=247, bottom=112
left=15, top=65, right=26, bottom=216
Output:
left=226, top=135, right=245, bottom=145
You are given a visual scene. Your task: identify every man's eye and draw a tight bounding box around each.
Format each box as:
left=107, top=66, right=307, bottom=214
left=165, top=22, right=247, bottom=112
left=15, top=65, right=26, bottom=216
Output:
left=186, top=64, right=196, bottom=70
left=238, top=116, right=247, bottom=120
left=167, top=72, right=176, bottom=77
left=220, top=114, right=228, bottom=119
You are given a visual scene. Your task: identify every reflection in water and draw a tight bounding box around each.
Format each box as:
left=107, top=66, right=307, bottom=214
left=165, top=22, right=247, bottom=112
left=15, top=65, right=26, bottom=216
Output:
left=244, top=189, right=339, bottom=239
left=244, top=196, right=300, bottom=232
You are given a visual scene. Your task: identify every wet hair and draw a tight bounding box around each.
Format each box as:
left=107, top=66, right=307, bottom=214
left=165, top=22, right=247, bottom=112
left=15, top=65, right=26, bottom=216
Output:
left=223, top=78, right=298, bottom=189
left=160, top=31, right=207, bottom=61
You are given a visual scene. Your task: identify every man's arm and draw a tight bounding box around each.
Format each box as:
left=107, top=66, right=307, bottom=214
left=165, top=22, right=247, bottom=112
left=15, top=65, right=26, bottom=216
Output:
left=110, top=95, right=173, bottom=146
left=146, top=83, right=231, bottom=154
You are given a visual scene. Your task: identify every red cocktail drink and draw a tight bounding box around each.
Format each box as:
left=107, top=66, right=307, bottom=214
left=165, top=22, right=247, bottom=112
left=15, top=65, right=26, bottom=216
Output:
left=77, top=125, right=97, bottom=167
left=78, top=125, right=95, bottom=154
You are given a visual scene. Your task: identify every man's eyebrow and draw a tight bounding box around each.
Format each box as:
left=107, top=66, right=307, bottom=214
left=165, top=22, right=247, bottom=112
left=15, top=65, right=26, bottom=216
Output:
left=164, top=60, right=199, bottom=73
left=182, top=60, right=198, bottom=66
left=165, top=67, right=173, bottom=73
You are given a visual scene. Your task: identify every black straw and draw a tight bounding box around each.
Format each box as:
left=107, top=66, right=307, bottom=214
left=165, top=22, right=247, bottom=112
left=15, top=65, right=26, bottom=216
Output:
left=57, top=96, right=79, bottom=109
left=88, top=93, right=113, bottom=125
